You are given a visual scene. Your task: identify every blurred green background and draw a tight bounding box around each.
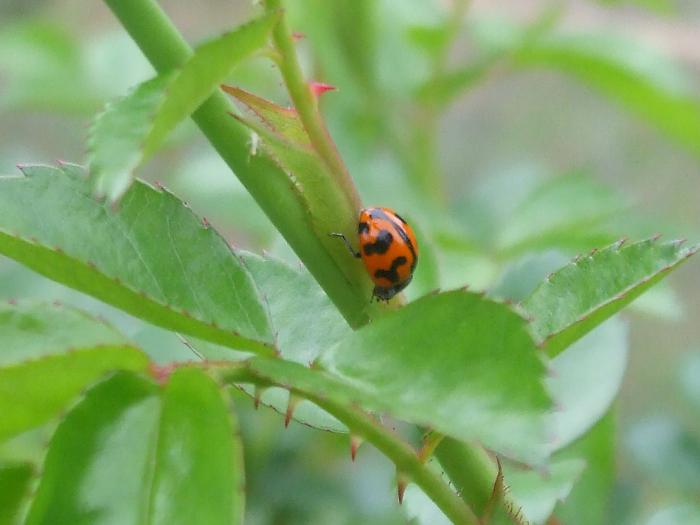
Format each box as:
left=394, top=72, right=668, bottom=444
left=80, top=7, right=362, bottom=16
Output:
left=1, top=0, right=699, bottom=523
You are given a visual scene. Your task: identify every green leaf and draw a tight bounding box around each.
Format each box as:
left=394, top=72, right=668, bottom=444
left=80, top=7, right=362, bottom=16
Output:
left=88, top=13, right=279, bottom=202
left=548, top=318, right=627, bottom=452
left=554, top=413, right=616, bottom=525
left=468, top=15, right=700, bottom=155
left=0, top=163, right=274, bottom=354
left=496, top=172, right=627, bottom=256
left=646, top=505, right=700, bottom=525
left=27, top=369, right=245, bottom=525
left=0, top=462, right=34, bottom=525
left=507, top=459, right=585, bottom=524
left=0, top=302, right=148, bottom=442
left=316, top=290, right=551, bottom=465
left=149, top=368, right=244, bottom=525
left=0, top=21, right=98, bottom=113
left=513, top=33, right=700, bottom=156
left=240, top=252, right=351, bottom=364
left=222, top=87, right=371, bottom=303
left=190, top=252, right=350, bottom=432
left=522, top=238, right=698, bottom=356
left=625, top=415, right=700, bottom=492
left=26, top=372, right=161, bottom=525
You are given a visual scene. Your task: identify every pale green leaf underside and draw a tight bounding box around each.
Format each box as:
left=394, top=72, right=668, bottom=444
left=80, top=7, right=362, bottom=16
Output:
left=194, top=252, right=350, bottom=432
left=0, top=302, right=148, bottom=442
left=507, top=458, right=586, bottom=524
left=228, top=290, right=551, bottom=465
left=27, top=370, right=243, bottom=525
left=0, top=163, right=274, bottom=354
left=522, top=238, right=697, bottom=356
left=320, top=290, right=551, bottom=464
left=88, top=13, right=278, bottom=202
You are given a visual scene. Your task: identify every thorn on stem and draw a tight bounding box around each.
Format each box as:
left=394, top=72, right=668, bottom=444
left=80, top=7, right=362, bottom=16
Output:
left=350, top=434, right=363, bottom=462
left=309, top=82, right=337, bottom=97
left=285, top=393, right=301, bottom=428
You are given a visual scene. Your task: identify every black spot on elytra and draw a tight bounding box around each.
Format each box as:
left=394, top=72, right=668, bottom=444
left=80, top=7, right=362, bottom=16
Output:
left=374, top=256, right=407, bottom=284
left=358, top=221, right=369, bottom=234
left=371, top=209, right=417, bottom=271
left=373, top=274, right=413, bottom=301
left=363, top=229, right=393, bottom=255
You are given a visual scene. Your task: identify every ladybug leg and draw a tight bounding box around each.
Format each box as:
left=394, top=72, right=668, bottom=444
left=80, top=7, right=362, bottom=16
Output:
left=329, top=233, right=361, bottom=258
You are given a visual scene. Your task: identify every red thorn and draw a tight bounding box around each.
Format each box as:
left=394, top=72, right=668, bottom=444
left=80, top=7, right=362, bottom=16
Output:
left=202, top=217, right=210, bottom=228
left=651, top=232, right=663, bottom=241
left=154, top=180, right=164, bottom=189
left=7, top=298, right=17, bottom=305
left=350, top=434, right=363, bottom=462
left=309, top=82, right=336, bottom=97
left=149, top=363, right=176, bottom=385
left=292, top=31, right=306, bottom=41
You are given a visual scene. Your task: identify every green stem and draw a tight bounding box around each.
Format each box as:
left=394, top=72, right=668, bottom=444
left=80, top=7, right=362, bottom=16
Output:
left=262, top=0, right=362, bottom=211
left=435, top=437, right=522, bottom=519
left=436, top=438, right=498, bottom=514
left=103, top=0, right=369, bottom=328
left=308, top=397, right=479, bottom=525
left=213, top=363, right=479, bottom=525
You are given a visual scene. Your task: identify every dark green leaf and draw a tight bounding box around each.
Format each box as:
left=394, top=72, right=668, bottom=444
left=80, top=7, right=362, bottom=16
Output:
left=26, top=372, right=160, bottom=525
left=522, top=238, right=697, bottom=356
left=88, top=13, right=279, bottom=201
left=0, top=163, right=274, bottom=354
left=0, top=462, right=34, bottom=525
left=0, top=302, right=148, bottom=442
left=27, top=369, right=245, bottom=525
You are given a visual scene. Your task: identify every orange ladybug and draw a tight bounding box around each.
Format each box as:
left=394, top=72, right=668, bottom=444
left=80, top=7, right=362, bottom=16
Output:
left=331, top=207, right=418, bottom=301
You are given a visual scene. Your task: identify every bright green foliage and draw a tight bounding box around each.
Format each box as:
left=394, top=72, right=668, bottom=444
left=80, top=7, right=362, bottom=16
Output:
left=0, top=163, right=274, bottom=354
left=523, top=238, right=697, bottom=356
left=88, top=13, right=279, bottom=202
left=0, top=302, right=148, bottom=441
left=27, top=369, right=244, bottom=525
left=0, top=462, right=33, bottom=525
left=149, top=368, right=244, bottom=525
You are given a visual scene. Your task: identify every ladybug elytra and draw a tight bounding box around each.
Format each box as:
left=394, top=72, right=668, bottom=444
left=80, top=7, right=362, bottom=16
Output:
left=331, top=207, right=418, bottom=301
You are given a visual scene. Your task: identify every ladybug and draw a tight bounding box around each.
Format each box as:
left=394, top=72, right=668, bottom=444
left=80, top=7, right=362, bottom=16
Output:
left=331, top=207, right=418, bottom=301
